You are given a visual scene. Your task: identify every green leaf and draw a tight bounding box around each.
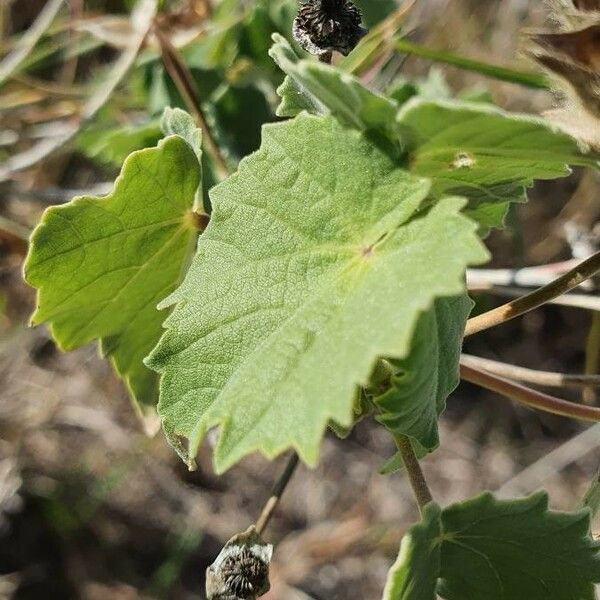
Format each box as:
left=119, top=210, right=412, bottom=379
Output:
left=269, top=34, right=399, bottom=141
left=438, top=492, right=600, bottom=600
left=24, top=133, right=201, bottom=416
left=161, top=107, right=203, bottom=163
left=75, top=120, right=162, bottom=167
left=161, top=107, right=203, bottom=210
left=383, top=503, right=441, bottom=600
left=374, top=295, right=472, bottom=453
left=397, top=98, right=594, bottom=229
left=146, top=113, right=488, bottom=472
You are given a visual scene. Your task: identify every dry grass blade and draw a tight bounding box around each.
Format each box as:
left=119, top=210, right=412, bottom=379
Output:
left=0, top=0, right=157, bottom=182
left=495, top=425, right=600, bottom=498
left=0, top=0, right=65, bottom=87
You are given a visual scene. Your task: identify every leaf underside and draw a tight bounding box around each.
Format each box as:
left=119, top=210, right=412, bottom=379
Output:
left=374, top=294, right=473, bottom=453
left=147, top=113, right=488, bottom=472
left=25, top=135, right=200, bottom=415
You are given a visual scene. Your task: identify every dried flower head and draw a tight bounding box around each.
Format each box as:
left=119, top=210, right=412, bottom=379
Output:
left=293, top=0, right=366, bottom=60
left=206, top=526, right=273, bottom=600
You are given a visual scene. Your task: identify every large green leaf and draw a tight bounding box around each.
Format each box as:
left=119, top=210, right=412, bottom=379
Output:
left=146, top=113, right=487, bottom=472
left=374, top=295, right=472, bottom=453
left=25, top=131, right=201, bottom=416
left=383, top=503, right=441, bottom=600
left=438, top=492, right=600, bottom=600
left=269, top=34, right=399, bottom=142
left=383, top=492, right=600, bottom=600
left=397, top=98, right=595, bottom=229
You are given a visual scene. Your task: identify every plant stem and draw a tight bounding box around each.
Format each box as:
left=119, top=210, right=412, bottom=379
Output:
left=154, top=25, right=229, bottom=182
left=255, top=452, right=300, bottom=536
left=460, top=354, right=600, bottom=389
left=459, top=361, right=600, bottom=423
left=394, top=38, right=548, bottom=89
left=465, top=251, right=600, bottom=337
left=394, top=434, right=433, bottom=512
left=468, top=285, right=600, bottom=312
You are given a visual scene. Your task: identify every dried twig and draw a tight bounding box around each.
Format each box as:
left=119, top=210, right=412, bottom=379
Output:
left=0, top=0, right=65, bottom=87
left=460, top=354, right=600, bottom=389
left=255, top=452, right=300, bottom=536
left=465, top=250, right=600, bottom=336
left=460, top=360, right=600, bottom=423
left=468, top=284, right=600, bottom=312
left=153, top=25, right=229, bottom=181
left=583, top=312, right=600, bottom=404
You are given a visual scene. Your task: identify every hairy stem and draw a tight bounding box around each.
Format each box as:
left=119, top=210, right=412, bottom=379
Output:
left=255, top=452, right=300, bottom=536
left=460, top=354, right=600, bottom=389
left=154, top=25, right=229, bottom=182
left=460, top=361, right=600, bottom=423
left=395, top=434, right=433, bottom=512
left=465, top=251, right=600, bottom=337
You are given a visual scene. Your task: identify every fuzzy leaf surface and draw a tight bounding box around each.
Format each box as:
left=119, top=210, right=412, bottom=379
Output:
left=438, top=492, right=600, bottom=600
left=383, top=503, right=441, bottom=600
left=146, top=114, right=488, bottom=472
left=398, top=98, right=594, bottom=229
left=269, top=34, right=398, bottom=140
left=374, top=295, right=472, bottom=452
left=25, top=135, right=200, bottom=414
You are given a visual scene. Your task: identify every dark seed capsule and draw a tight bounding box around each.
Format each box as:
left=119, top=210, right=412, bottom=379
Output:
left=206, top=526, right=273, bottom=600
left=293, top=0, right=367, bottom=59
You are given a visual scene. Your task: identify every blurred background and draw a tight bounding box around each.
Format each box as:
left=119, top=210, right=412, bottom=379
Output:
left=0, top=0, right=599, bottom=598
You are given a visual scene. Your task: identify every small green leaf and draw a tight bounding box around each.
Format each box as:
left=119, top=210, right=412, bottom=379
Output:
left=147, top=114, right=488, bottom=472
left=161, top=107, right=203, bottom=210
left=438, top=492, right=600, bottom=600
left=398, top=98, right=595, bottom=229
left=76, top=119, right=162, bottom=166
left=25, top=133, right=201, bottom=416
left=383, top=503, right=441, bottom=600
left=161, top=107, right=203, bottom=163
left=269, top=34, right=398, bottom=140
left=374, top=295, right=472, bottom=452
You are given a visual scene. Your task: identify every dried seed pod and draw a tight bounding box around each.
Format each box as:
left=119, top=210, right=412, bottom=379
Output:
left=206, top=526, right=273, bottom=600
left=293, top=0, right=367, bottom=60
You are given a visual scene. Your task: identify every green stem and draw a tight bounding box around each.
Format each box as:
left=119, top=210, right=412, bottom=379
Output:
left=395, top=434, right=433, bottom=513
left=394, top=38, right=549, bottom=89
